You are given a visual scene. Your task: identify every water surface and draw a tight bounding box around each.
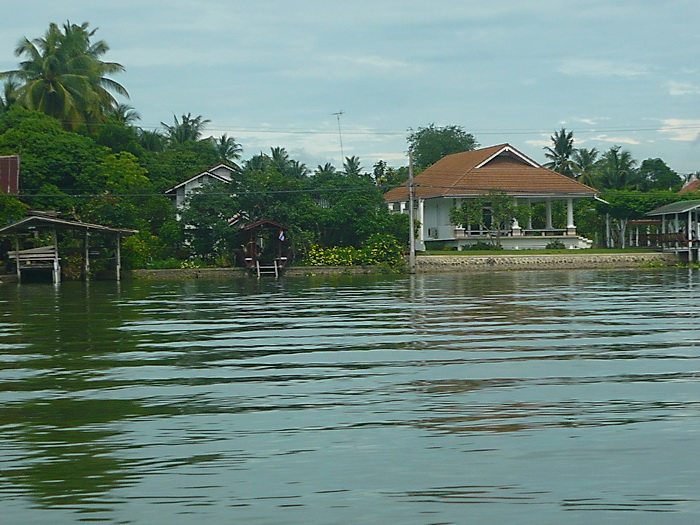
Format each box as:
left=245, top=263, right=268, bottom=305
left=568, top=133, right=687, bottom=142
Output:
left=1, top=270, right=699, bottom=524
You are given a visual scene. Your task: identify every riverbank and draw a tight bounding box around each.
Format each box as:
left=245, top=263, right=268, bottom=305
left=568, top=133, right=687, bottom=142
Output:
left=0, top=251, right=678, bottom=284
left=128, top=251, right=676, bottom=280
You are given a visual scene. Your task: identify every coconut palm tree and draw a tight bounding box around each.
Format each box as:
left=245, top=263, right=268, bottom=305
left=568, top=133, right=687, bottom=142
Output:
left=161, top=113, right=211, bottom=145
left=0, top=78, right=19, bottom=111
left=315, top=163, right=336, bottom=176
left=343, top=156, right=363, bottom=177
left=598, top=146, right=637, bottom=190
left=543, top=128, right=575, bottom=177
left=571, top=147, right=600, bottom=187
left=108, top=103, right=141, bottom=125
left=137, top=129, right=166, bottom=152
left=212, top=134, right=242, bottom=164
left=0, top=21, right=128, bottom=130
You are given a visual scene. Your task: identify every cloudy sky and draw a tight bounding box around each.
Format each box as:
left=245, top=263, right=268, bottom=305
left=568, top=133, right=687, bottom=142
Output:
left=2, top=0, right=700, bottom=174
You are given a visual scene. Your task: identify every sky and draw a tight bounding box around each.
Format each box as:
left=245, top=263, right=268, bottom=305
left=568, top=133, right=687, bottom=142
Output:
left=2, top=0, right=700, bottom=175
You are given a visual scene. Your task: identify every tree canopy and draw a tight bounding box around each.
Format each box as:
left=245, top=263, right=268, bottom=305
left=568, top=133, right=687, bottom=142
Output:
left=407, top=124, right=479, bottom=169
left=0, top=21, right=128, bottom=130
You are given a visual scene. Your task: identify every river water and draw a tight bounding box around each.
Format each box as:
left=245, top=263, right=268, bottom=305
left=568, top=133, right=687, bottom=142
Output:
left=1, top=269, right=699, bottom=524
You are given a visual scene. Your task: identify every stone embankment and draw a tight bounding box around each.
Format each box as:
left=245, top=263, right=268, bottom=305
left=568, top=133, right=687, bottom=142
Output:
left=415, top=252, right=676, bottom=272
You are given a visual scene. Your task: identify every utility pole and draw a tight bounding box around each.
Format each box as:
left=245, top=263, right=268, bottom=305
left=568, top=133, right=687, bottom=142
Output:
left=408, top=153, right=416, bottom=274
left=332, top=111, right=345, bottom=160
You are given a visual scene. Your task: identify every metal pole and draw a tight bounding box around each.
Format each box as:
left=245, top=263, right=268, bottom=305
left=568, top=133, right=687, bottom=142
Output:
left=332, top=111, right=345, bottom=160
left=408, top=153, right=416, bottom=274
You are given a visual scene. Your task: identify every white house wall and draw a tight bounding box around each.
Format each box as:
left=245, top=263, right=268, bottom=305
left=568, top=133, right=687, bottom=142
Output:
left=423, top=199, right=457, bottom=240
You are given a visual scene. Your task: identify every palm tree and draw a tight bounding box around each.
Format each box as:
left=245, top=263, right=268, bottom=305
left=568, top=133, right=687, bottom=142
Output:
left=343, top=156, right=362, bottom=177
left=286, top=159, right=309, bottom=178
left=315, top=163, right=336, bottom=176
left=543, top=128, right=575, bottom=177
left=0, top=21, right=128, bottom=130
left=109, top=103, right=140, bottom=125
left=0, top=78, right=19, bottom=111
left=571, top=147, right=600, bottom=187
left=137, top=129, right=166, bottom=152
left=161, top=113, right=211, bottom=145
left=212, top=134, right=242, bottom=164
left=599, top=146, right=637, bottom=190
left=270, top=147, right=290, bottom=172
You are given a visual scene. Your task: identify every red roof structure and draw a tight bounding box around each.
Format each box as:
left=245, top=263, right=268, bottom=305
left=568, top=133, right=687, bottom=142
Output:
left=384, top=144, right=596, bottom=202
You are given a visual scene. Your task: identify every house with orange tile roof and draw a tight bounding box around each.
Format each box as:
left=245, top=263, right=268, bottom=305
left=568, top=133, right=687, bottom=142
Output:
left=384, top=144, right=598, bottom=250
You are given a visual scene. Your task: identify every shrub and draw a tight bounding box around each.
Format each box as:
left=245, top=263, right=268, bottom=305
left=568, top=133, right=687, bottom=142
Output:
left=462, top=241, right=502, bottom=251
left=307, top=234, right=404, bottom=268
left=546, top=240, right=566, bottom=250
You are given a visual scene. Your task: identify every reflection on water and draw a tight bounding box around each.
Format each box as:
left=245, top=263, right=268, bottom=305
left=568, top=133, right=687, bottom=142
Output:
left=1, top=269, right=699, bottom=524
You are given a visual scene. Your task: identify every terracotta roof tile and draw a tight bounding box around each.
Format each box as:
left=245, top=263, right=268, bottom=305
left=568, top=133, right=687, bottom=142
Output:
left=384, top=144, right=597, bottom=202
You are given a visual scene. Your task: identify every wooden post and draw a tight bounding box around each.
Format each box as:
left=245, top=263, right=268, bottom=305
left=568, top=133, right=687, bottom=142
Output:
left=14, top=235, right=20, bottom=282
left=115, top=234, right=121, bottom=281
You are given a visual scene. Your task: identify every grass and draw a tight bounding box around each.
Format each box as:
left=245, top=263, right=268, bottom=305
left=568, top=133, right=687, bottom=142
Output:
left=422, top=248, right=662, bottom=256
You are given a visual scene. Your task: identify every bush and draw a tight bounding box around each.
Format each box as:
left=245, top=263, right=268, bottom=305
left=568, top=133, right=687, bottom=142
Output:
left=307, top=234, right=404, bottom=268
left=462, top=241, right=502, bottom=251
left=545, top=240, right=566, bottom=250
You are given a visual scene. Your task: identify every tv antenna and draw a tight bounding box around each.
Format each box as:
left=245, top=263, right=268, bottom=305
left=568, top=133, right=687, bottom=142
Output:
left=332, top=111, right=345, bottom=160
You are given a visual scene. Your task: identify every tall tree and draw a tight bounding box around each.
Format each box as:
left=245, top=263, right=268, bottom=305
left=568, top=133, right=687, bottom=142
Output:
left=108, top=103, right=140, bottom=125
left=637, top=158, right=682, bottom=191
left=212, top=133, right=242, bottom=164
left=571, top=147, right=600, bottom=187
left=543, top=128, right=575, bottom=177
left=0, top=79, right=19, bottom=111
left=407, top=124, right=478, bottom=169
left=343, top=156, right=362, bottom=177
left=161, top=113, right=210, bottom=145
left=0, top=21, right=128, bottom=130
left=315, top=162, right=336, bottom=176
left=598, top=146, right=637, bottom=190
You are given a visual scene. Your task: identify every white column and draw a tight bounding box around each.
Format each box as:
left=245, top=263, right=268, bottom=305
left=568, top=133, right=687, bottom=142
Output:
left=526, top=200, right=533, bottom=230
left=566, top=198, right=576, bottom=235
left=416, top=198, right=426, bottom=251
left=545, top=199, right=553, bottom=230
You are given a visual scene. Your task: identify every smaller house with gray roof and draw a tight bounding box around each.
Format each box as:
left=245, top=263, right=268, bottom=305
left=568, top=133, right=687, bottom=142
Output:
left=384, top=144, right=598, bottom=250
left=165, top=163, right=237, bottom=213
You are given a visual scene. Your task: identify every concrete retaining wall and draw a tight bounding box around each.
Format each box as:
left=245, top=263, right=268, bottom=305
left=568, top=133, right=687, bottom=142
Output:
left=116, top=253, right=679, bottom=281
left=415, top=252, right=676, bottom=272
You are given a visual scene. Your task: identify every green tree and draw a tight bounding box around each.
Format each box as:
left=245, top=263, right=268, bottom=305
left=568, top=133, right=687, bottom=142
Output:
left=107, top=103, right=140, bottom=125
left=1, top=21, right=128, bottom=130
left=598, top=146, right=637, bottom=190
left=161, top=113, right=210, bottom=145
left=315, top=162, right=336, bottom=176
left=212, top=133, right=242, bottom=164
left=342, top=156, right=363, bottom=177
left=137, top=129, right=166, bottom=152
left=449, top=192, right=530, bottom=246
left=180, top=180, right=240, bottom=260
left=571, top=147, right=600, bottom=187
left=373, top=160, right=408, bottom=190
left=0, top=106, right=108, bottom=197
left=407, top=124, right=479, bottom=169
left=543, top=128, right=575, bottom=177
left=637, top=158, right=682, bottom=191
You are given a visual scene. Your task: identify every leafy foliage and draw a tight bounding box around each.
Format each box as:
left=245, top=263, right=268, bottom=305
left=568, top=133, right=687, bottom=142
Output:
left=0, top=21, right=128, bottom=130
left=407, top=124, right=479, bottom=169
left=543, top=128, right=575, bottom=177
